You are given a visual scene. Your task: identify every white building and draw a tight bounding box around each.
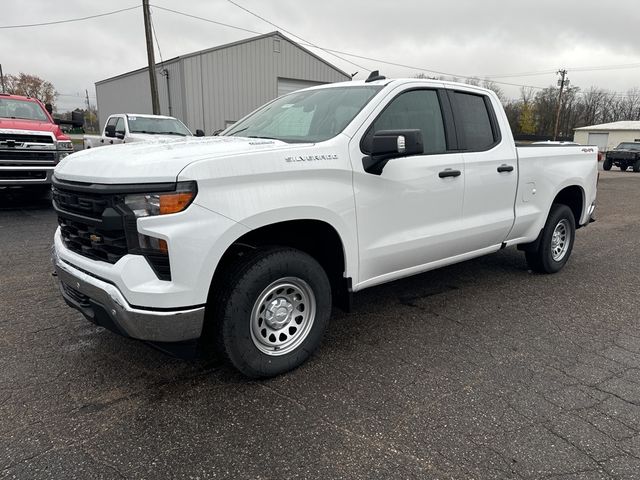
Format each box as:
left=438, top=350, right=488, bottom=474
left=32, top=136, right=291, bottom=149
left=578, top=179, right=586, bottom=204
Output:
left=95, top=32, right=351, bottom=133
left=573, top=121, right=640, bottom=151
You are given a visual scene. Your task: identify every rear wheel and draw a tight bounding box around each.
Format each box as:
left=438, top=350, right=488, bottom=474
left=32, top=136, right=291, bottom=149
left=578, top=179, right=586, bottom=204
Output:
left=633, top=159, right=640, bottom=172
left=525, top=204, right=576, bottom=274
left=210, top=247, right=331, bottom=378
left=602, top=158, right=612, bottom=171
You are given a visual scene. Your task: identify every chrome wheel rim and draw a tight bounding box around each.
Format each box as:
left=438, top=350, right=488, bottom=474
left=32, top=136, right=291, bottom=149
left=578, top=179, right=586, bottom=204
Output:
left=250, top=277, right=316, bottom=356
left=551, top=219, right=570, bottom=261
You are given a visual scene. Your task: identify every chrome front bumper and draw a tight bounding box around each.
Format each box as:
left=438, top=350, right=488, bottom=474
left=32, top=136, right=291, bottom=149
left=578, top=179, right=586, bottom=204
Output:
left=52, top=249, right=205, bottom=343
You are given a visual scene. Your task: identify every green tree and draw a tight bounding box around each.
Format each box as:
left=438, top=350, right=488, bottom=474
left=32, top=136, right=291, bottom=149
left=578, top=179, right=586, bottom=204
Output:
left=519, top=102, right=536, bottom=134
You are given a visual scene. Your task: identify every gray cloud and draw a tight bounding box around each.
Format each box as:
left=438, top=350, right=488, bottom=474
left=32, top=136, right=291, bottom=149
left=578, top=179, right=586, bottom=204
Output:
left=2, top=0, right=639, bottom=112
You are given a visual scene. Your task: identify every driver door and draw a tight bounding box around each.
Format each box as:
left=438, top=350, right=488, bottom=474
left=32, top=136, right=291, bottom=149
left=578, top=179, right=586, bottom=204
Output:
left=350, top=87, right=466, bottom=288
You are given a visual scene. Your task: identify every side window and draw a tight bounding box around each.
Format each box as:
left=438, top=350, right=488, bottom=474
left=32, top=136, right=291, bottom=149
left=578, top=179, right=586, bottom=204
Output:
left=114, top=117, right=125, bottom=135
left=452, top=92, right=497, bottom=151
left=105, top=117, right=118, bottom=130
left=362, top=89, right=446, bottom=155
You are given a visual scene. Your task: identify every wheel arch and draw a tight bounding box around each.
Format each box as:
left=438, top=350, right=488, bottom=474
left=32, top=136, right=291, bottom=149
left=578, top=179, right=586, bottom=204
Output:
left=551, top=184, right=585, bottom=226
left=207, top=213, right=355, bottom=314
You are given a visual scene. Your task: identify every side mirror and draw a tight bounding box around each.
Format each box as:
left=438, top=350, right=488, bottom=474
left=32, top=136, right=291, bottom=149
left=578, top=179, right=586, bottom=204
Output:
left=195, top=129, right=205, bottom=137
left=115, top=132, right=125, bottom=140
left=104, top=125, right=116, bottom=137
left=71, top=111, right=84, bottom=128
left=45, top=103, right=53, bottom=115
left=363, top=129, right=423, bottom=175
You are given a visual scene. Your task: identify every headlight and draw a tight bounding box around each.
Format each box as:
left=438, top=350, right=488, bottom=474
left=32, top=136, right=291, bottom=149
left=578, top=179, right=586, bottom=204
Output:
left=124, top=181, right=197, bottom=217
left=57, top=140, right=74, bottom=151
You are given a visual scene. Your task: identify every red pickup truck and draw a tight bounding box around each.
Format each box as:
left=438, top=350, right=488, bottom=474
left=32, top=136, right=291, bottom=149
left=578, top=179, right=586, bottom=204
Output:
left=0, top=93, right=76, bottom=193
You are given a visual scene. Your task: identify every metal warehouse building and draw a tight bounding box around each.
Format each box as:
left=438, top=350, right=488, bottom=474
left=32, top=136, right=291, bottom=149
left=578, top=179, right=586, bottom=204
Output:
left=95, top=32, right=351, bottom=133
left=573, top=121, right=640, bottom=152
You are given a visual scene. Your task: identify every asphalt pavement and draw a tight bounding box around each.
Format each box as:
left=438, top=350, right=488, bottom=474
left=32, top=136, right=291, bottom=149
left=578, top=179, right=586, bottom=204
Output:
left=1, top=171, right=640, bottom=479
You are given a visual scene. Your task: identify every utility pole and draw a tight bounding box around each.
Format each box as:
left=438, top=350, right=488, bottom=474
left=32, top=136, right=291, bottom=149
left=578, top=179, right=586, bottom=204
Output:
left=553, top=69, right=569, bottom=141
left=142, top=0, right=160, bottom=114
left=85, top=89, right=93, bottom=131
left=0, top=64, right=5, bottom=93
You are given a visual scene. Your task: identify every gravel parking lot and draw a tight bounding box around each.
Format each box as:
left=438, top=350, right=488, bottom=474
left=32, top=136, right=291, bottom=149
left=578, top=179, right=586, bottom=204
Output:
left=1, top=171, right=640, bottom=479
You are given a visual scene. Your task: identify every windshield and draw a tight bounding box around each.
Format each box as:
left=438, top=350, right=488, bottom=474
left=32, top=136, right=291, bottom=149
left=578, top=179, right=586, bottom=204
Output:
left=616, top=142, right=640, bottom=151
left=0, top=98, right=48, bottom=121
left=128, top=116, right=192, bottom=136
left=225, top=85, right=383, bottom=143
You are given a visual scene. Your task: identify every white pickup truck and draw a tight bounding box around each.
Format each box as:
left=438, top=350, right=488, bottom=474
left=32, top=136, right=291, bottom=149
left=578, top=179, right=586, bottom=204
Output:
left=83, top=113, right=203, bottom=149
left=52, top=75, right=597, bottom=378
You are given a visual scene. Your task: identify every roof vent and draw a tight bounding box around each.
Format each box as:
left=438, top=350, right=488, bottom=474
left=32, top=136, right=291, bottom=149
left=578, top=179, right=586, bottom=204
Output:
left=365, top=70, right=386, bottom=83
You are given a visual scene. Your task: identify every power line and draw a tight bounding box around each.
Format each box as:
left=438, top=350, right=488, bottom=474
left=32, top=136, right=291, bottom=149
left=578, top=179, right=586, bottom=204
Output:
left=225, top=0, right=370, bottom=71
left=0, top=5, right=140, bottom=29
left=151, top=5, right=261, bottom=36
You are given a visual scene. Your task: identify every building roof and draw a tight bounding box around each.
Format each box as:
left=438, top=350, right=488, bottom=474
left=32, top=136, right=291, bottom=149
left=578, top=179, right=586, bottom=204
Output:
left=574, top=121, right=640, bottom=132
left=96, top=31, right=351, bottom=85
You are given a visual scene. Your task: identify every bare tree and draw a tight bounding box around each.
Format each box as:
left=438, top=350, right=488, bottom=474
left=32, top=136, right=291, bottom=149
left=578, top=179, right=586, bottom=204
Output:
left=5, top=72, right=57, bottom=107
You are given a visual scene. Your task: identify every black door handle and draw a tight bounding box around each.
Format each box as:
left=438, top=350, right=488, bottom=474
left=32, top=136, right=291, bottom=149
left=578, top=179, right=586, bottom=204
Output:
left=439, top=169, right=461, bottom=178
left=497, top=164, right=514, bottom=173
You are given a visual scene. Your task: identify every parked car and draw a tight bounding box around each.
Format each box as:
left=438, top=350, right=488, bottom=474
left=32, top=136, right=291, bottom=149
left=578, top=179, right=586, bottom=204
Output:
left=51, top=75, right=598, bottom=378
left=0, top=93, right=79, bottom=192
left=603, top=142, right=640, bottom=172
left=83, top=113, right=203, bottom=149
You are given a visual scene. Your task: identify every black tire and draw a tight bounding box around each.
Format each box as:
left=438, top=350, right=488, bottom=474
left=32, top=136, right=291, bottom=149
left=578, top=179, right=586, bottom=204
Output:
left=210, top=247, right=331, bottom=378
left=602, top=158, right=612, bottom=171
left=525, top=204, right=576, bottom=274
left=633, top=159, right=640, bottom=173
left=620, top=165, right=628, bottom=172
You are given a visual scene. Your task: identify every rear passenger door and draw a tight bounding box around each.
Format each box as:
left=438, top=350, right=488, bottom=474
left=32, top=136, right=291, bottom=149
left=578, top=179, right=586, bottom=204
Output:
left=449, top=89, right=518, bottom=250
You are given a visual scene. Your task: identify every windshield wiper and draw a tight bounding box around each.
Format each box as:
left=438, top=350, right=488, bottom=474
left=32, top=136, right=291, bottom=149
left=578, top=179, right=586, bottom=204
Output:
left=157, top=131, right=186, bottom=136
left=228, top=127, right=248, bottom=136
left=247, top=135, right=282, bottom=141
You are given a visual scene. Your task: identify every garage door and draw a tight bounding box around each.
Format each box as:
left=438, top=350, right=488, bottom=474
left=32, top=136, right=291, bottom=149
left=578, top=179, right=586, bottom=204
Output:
left=277, top=78, right=325, bottom=97
left=587, top=133, right=609, bottom=151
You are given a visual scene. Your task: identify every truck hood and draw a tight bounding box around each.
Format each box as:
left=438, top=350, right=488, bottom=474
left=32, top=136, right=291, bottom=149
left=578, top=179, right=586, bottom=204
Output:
left=54, top=136, right=310, bottom=184
left=0, top=118, right=60, bottom=135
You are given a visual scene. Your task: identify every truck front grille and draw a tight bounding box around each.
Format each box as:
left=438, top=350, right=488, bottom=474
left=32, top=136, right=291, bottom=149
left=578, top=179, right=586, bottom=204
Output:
left=53, top=185, right=127, bottom=264
left=58, top=216, right=128, bottom=263
left=0, top=133, right=54, bottom=144
left=52, top=188, right=110, bottom=218
left=0, top=170, right=47, bottom=180
left=0, top=151, right=56, bottom=164
left=52, top=178, right=173, bottom=281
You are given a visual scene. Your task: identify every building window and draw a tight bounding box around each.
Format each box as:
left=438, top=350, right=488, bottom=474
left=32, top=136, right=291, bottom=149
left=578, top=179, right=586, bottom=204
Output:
left=273, top=39, right=281, bottom=53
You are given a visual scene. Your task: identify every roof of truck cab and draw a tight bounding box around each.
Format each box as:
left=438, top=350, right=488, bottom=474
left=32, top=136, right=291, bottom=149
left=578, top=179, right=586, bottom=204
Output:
left=0, top=93, right=41, bottom=103
left=122, top=113, right=177, bottom=120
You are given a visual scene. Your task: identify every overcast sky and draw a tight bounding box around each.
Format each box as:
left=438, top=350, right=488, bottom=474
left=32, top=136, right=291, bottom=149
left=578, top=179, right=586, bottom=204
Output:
left=2, top=0, right=640, bottom=111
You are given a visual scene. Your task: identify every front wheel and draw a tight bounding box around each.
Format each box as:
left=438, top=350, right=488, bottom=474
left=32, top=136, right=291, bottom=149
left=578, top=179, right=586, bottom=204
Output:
left=525, top=204, right=576, bottom=274
left=633, top=159, right=640, bottom=172
left=211, top=247, right=331, bottom=378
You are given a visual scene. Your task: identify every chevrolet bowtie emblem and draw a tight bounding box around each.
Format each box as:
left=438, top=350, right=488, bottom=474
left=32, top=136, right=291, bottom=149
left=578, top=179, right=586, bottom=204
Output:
left=89, top=234, right=102, bottom=242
